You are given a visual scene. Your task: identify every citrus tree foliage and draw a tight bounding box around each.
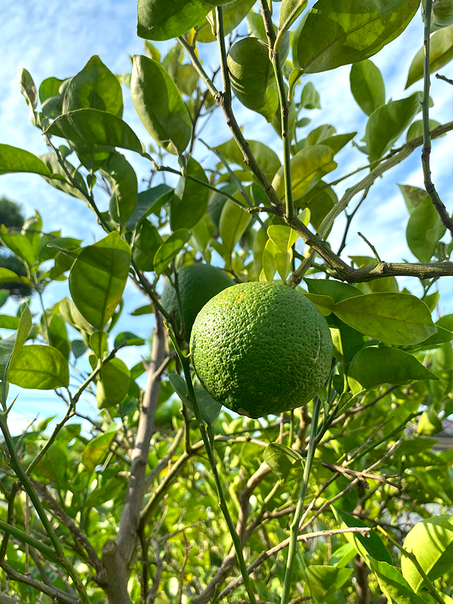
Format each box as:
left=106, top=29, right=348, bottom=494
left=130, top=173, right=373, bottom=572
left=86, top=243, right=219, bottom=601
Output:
left=0, top=1, right=453, bottom=603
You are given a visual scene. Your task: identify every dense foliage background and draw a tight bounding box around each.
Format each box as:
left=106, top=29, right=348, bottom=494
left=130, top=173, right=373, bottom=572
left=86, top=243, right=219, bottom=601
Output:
left=0, top=1, right=452, bottom=603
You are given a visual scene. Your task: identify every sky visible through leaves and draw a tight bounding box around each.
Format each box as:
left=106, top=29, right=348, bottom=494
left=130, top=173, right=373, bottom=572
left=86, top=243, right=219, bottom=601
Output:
left=0, top=0, right=452, bottom=430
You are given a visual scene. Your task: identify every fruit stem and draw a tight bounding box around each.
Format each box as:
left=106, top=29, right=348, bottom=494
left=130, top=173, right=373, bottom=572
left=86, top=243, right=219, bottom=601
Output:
left=165, top=323, right=258, bottom=604
left=281, top=397, right=321, bottom=604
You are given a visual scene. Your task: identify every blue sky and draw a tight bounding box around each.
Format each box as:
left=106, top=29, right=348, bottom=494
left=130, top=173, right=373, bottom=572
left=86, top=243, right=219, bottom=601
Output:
left=0, top=1, right=452, bottom=431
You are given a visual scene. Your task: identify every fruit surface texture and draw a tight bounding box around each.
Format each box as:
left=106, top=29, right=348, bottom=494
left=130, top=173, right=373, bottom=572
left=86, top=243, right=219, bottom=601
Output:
left=161, top=263, right=234, bottom=341
left=190, top=281, right=333, bottom=418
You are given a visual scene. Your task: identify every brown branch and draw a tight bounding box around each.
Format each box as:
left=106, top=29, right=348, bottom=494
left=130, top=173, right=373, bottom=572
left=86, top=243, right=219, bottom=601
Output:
left=0, top=561, right=79, bottom=604
left=102, top=310, right=167, bottom=604
left=321, top=462, right=401, bottom=490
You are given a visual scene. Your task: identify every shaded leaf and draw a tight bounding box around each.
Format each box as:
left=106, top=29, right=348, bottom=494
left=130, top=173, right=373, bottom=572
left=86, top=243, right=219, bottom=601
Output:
left=406, top=25, right=453, bottom=88
left=305, top=565, right=353, bottom=603
left=332, top=293, right=436, bottom=346
left=131, top=55, right=192, bottom=155
left=101, top=152, right=138, bottom=224
left=364, top=92, right=424, bottom=161
left=406, top=194, right=446, bottom=262
left=45, top=108, right=144, bottom=155
left=264, top=443, right=303, bottom=479
left=293, top=0, right=420, bottom=73
left=348, top=346, right=438, bottom=394
left=219, top=199, right=251, bottom=264
left=0, top=144, right=51, bottom=177
left=137, top=0, right=210, bottom=41
left=350, top=60, right=386, bottom=116
left=196, top=0, right=255, bottom=43
left=153, top=229, right=191, bottom=275
left=132, top=220, right=163, bottom=271
left=96, top=358, right=131, bottom=409
left=170, top=158, right=209, bottom=231
left=69, top=232, right=131, bottom=330
left=273, top=145, right=337, bottom=202
left=82, top=427, right=118, bottom=472
left=372, top=560, right=430, bottom=604
left=126, top=184, right=173, bottom=229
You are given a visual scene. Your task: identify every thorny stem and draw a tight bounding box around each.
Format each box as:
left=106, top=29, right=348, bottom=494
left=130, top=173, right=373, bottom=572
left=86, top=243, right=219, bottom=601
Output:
left=165, top=324, right=258, bottom=604
left=422, top=0, right=453, bottom=236
left=281, top=398, right=321, bottom=604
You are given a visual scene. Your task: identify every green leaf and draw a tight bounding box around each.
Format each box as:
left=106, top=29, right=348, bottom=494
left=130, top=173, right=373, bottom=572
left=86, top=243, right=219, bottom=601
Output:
left=219, top=199, right=251, bottom=264
left=302, top=293, right=334, bottom=316
left=137, top=0, right=211, bottom=41
left=279, top=0, right=308, bottom=39
left=131, top=304, right=153, bottom=317
left=348, top=346, right=438, bottom=394
left=424, top=0, right=453, bottom=31
left=330, top=543, right=357, bottom=568
left=406, top=25, right=453, bottom=88
left=48, top=314, right=71, bottom=361
left=329, top=315, right=365, bottom=366
left=304, top=278, right=362, bottom=304
left=300, top=81, right=321, bottom=109
left=17, top=67, right=38, bottom=115
left=214, top=139, right=281, bottom=182
left=62, top=55, right=123, bottom=117
left=100, top=152, right=138, bottom=224
left=45, top=108, right=144, bottom=155
left=398, top=184, right=428, bottom=215
left=0, top=144, right=51, bottom=177
left=350, top=60, right=386, bottom=116
left=131, top=55, right=192, bottom=155
left=89, top=332, right=108, bottom=359
left=126, top=184, right=173, bottom=229
left=401, top=515, right=453, bottom=592
left=406, top=119, right=441, bottom=142
left=293, top=0, right=420, bottom=73
left=417, top=407, right=443, bottom=435
left=153, top=229, right=191, bottom=275
left=228, top=38, right=278, bottom=122
left=297, top=124, right=336, bottom=149
left=69, top=232, right=131, bottom=330
left=132, top=220, right=163, bottom=271
left=0, top=306, right=32, bottom=381
left=196, top=0, right=255, bottom=43
left=96, top=358, right=131, bottom=409
left=40, top=152, right=89, bottom=201
left=372, top=560, right=430, bottom=604
left=305, top=565, right=353, bottom=603
left=320, top=132, right=357, bottom=155
left=8, top=345, right=69, bottom=390
left=82, top=426, right=118, bottom=472
left=332, top=293, right=436, bottom=346
left=272, top=145, right=337, bottom=202
left=168, top=374, right=221, bottom=425
left=0, top=268, right=30, bottom=286
left=364, top=92, right=424, bottom=161
left=333, top=508, right=392, bottom=567
left=114, top=332, right=145, bottom=348
left=0, top=225, right=36, bottom=267
left=267, top=225, right=298, bottom=253
left=59, top=297, right=93, bottom=334
left=264, top=443, right=303, bottom=480
left=171, top=158, right=209, bottom=231
left=406, top=194, right=446, bottom=262
left=247, top=10, right=290, bottom=61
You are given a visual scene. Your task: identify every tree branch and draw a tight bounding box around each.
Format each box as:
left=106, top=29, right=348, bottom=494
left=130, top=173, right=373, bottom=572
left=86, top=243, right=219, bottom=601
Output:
left=102, top=310, right=167, bottom=604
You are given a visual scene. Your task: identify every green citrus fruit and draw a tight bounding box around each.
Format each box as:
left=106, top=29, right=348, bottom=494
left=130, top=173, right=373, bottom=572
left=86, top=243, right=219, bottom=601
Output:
left=161, top=263, right=234, bottom=341
left=190, top=281, right=333, bottom=418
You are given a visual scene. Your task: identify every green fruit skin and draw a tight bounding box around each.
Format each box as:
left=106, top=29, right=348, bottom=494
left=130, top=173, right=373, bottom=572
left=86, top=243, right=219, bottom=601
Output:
left=190, top=281, right=333, bottom=418
left=161, top=263, right=235, bottom=341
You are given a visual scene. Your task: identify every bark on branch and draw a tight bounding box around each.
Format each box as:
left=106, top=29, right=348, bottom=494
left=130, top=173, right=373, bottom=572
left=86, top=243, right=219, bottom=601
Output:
left=102, top=311, right=166, bottom=604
